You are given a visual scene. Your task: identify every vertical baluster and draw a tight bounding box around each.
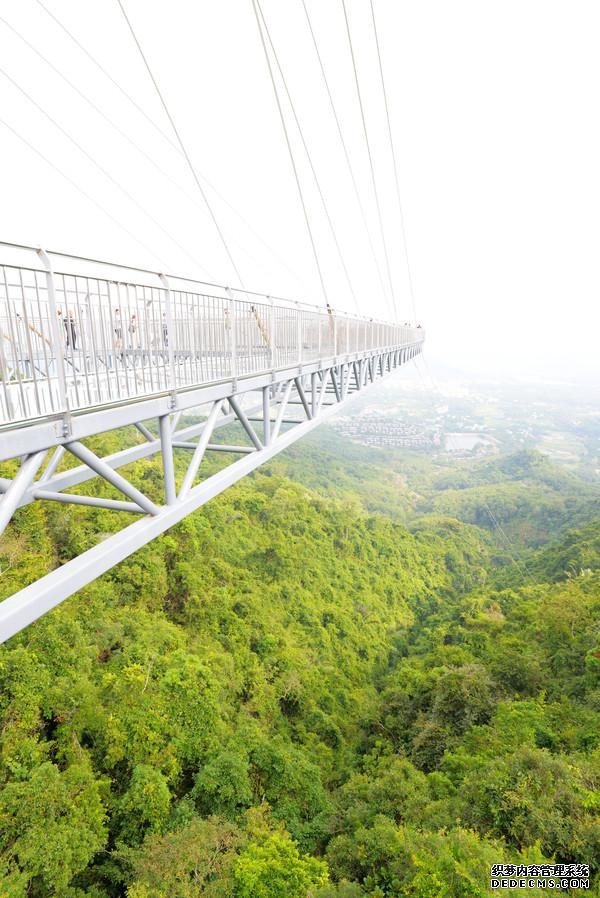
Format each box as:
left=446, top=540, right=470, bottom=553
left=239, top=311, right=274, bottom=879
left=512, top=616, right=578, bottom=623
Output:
left=37, top=249, right=69, bottom=432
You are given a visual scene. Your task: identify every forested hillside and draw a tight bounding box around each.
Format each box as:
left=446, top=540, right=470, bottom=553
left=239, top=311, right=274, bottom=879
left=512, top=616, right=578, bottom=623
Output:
left=0, top=429, right=599, bottom=897
left=278, top=435, right=600, bottom=549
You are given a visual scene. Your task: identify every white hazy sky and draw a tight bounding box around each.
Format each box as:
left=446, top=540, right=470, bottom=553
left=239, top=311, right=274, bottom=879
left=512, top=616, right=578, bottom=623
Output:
left=1, top=0, right=599, bottom=380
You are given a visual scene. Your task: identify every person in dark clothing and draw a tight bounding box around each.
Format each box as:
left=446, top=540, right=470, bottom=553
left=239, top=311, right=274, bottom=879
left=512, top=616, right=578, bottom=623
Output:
left=66, top=311, right=77, bottom=349
left=59, top=308, right=77, bottom=349
left=113, top=309, right=123, bottom=343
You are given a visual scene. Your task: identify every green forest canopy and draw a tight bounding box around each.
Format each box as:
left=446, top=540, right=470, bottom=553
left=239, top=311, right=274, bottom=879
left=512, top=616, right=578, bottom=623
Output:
left=0, top=435, right=599, bottom=897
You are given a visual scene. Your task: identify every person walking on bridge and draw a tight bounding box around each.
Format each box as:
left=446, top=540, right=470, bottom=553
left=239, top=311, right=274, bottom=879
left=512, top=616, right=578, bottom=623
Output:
left=113, top=309, right=125, bottom=363
left=58, top=308, right=77, bottom=350
left=66, top=310, right=77, bottom=350
left=250, top=304, right=271, bottom=348
left=326, top=302, right=335, bottom=347
left=128, top=314, right=139, bottom=350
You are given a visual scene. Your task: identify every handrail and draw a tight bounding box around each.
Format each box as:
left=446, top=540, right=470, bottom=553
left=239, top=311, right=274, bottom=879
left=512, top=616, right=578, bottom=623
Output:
left=0, top=244, right=425, bottom=428
left=0, top=240, right=422, bottom=325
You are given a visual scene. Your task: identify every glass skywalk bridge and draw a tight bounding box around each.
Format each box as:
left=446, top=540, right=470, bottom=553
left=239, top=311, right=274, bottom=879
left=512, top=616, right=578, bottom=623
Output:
left=0, top=243, right=424, bottom=641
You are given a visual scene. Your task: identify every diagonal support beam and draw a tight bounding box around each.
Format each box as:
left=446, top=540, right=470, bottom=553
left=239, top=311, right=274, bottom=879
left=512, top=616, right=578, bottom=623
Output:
left=271, top=380, right=294, bottom=441
left=178, top=400, right=223, bottom=499
left=66, top=441, right=160, bottom=516
left=316, top=369, right=330, bottom=414
left=135, top=422, right=155, bottom=442
left=311, top=372, right=318, bottom=417
left=205, top=444, right=255, bottom=454
left=228, top=395, right=263, bottom=450
left=38, top=446, right=65, bottom=483
left=173, top=441, right=254, bottom=454
left=32, top=490, right=143, bottom=514
left=330, top=367, right=341, bottom=402
left=293, top=377, right=312, bottom=420
left=342, top=363, right=351, bottom=399
left=0, top=450, right=47, bottom=535
left=248, top=417, right=305, bottom=425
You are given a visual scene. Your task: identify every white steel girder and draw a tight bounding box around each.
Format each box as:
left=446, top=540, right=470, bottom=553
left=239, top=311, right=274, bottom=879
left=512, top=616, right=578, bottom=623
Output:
left=0, top=344, right=423, bottom=641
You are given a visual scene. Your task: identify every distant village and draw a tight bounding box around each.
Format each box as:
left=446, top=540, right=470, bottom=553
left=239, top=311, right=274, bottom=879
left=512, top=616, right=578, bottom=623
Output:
left=330, top=375, right=598, bottom=466
left=331, top=415, right=441, bottom=451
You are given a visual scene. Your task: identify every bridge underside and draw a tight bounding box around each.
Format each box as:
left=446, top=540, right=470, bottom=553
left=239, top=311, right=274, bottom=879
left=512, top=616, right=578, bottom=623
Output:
left=0, top=343, right=421, bottom=642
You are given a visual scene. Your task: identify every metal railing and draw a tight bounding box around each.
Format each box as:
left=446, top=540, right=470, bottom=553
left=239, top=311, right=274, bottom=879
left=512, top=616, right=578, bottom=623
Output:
left=0, top=243, right=424, bottom=427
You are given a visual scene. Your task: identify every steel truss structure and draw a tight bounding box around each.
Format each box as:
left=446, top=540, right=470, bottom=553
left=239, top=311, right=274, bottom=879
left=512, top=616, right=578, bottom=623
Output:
left=0, top=244, right=424, bottom=642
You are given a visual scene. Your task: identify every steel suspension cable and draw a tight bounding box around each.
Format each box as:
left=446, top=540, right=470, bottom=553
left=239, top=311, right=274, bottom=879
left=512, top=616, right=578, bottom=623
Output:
left=300, top=0, right=389, bottom=313
left=250, top=0, right=329, bottom=304
left=370, top=0, right=417, bottom=322
left=256, top=0, right=360, bottom=312
left=0, top=14, right=185, bottom=193
left=3, top=22, right=215, bottom=255
left=23, top=5, right=308, bottom=294
left=0, top=66, right=215, bottom=279
left=33, top=0, right=179, bottom=154
left=116, top=0, right=245, bottom=287
left=341, top=0, right=398, bottom=321
left=0, top=116, right=170, bottom=269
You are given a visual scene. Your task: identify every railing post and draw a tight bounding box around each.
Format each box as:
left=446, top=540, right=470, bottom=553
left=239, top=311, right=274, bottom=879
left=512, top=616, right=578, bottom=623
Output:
left=225, top=287, right=237, bottom=390
left=346, top=313, right=350, bottom=357
left=296, top=302, right=302, bottom=368
left=318, top=309, right=322, bottom=362
left=37, top=248, right=69, bottom=433
left=268, top=296, right=275, bottom=373
left=158, top=273, right=177, bottom=407
left=333, top=312, right=337, bottom=361
left=0, top=327, right=15, bottom=421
